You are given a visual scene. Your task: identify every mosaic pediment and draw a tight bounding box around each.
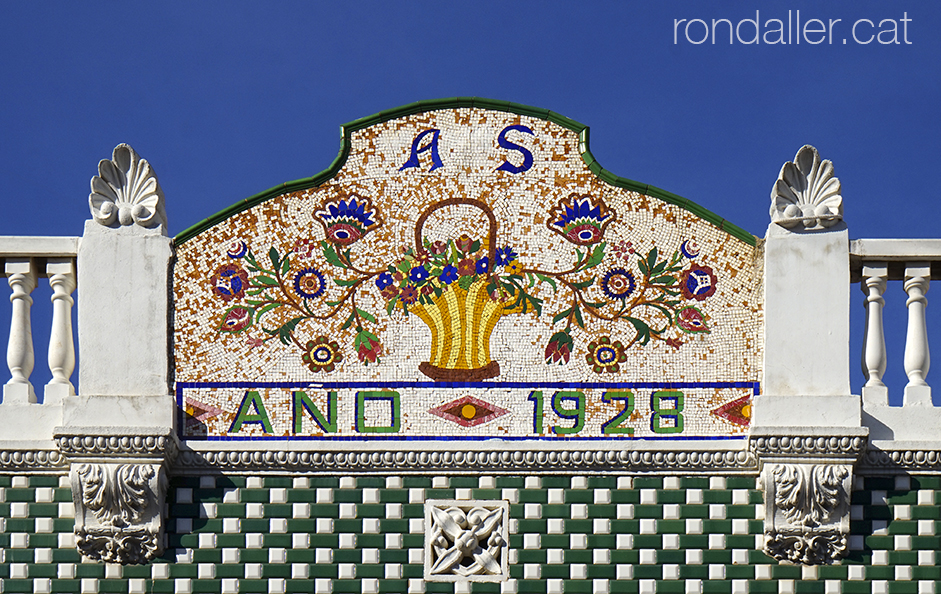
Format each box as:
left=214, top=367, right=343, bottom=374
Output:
left=173, top=100, right=762, bottom=442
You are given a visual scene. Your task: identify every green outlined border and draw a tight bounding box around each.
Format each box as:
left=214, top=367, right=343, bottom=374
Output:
left=176, top=97, right=756, bottom=246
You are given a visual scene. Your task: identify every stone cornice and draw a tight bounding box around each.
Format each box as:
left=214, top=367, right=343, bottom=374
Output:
left=176, top=447, right=757, bottom=473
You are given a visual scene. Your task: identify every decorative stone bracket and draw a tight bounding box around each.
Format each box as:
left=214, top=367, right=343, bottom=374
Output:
left=751, top=428, right=867, bottom=565
left=55, top=428, right=178, bottom=564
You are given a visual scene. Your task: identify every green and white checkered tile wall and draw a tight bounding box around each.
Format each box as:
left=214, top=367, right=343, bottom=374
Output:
left=0, top=474, right=938, bottom=594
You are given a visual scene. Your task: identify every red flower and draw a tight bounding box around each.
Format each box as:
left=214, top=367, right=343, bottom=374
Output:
left=457, top=258, right=476, bottom=276
left=399, top=285, right=418, bottom=304
left=456, top=235, right=474, bottom=252
left=545, top=330, right=573, bottom=365
left=356, top=333, right=382, bottom=364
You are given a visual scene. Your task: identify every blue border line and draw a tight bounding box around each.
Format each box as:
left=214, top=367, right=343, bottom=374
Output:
left=176, top=381, right=759, bottom=442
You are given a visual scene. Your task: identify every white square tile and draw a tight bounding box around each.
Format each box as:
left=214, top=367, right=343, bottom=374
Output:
left=616, top=534, right=633, bottom=549
left=547, top=519, right=564, bottom=534
left=594, top=489, right=611, bottom=504
left=709, top=565, right=726, bottom=580
left=317, top=518, right=333, bottom=533
left=386, top=476, right=403, bottom=489
left=571, top=564, right=588, bottom=580
left=222, top=548, right=240, bottom=564
left=409, top=548, right=424, bottom=564
left=548, top=489, right=564, bottom=504
left=639, top=549, right=656, bottom=565
left=686, top=549, right=703, bottom=565
left=523, top=534, right=540, bottom=549
left=732, top=490, right=750, bottom=505
left=316, top=488, right=333, bottom=504
left=246, top=533, right=264, bottom=548
left=547, top=579, right=564, bottom=594
left=223, top=518, right=240, bottom=533
left=571, top=503, right=588, bottom=519
left=270, top=518, right=288, bottom=533
left=363, top=518, right=380, bottom=533
left=362, top=548, right=380, bottom=564
left=547, top=549, right=564, bottom=564
left=338, top=503, right=356, bottom=519
left=362, top=579, right=378, bottom=594
left=709, top=534, right=725, bottom=549
left=593, top=579, right=610, bottom=594
left=663, top=534, right=680, bottom=550
left=269, top=488, right=287, bottom=504
left=337, top=563, right=355, bottom=579
left=640, top=489, right=657, bottom=504
left=686, top=489, right=703, bottom=504
left=616, top=504, right=634, bottom=519
left=315, top=548, right=332, bottom=564
left=593, top=548, right=610, bottom=564
left=244, top=563, right=263, bottom=579
left=524, top=503, right=541, bottom=519
left=616, top=565, right=633, bottom=580
left=663, top=504, right=680, bottom=519
left=593, top=518, right=610, bottom=534
left=292, top=563, right=309, bottom=579
left=571, top=534, right=588, bottom=549
left=639, top=519, right=656, bottom=534
left=362, top=488, right=380, bottom=504
left=523, top=564, right=541, bottom=579
left=292, top=533, right=309, bottom=549
left=686, top=519, right=703, bottom=534
left=386, top=533, right=402, bottom=549
left=663, top=564, right=680, bottom=580
left=386, top=503, right=403, bottom=519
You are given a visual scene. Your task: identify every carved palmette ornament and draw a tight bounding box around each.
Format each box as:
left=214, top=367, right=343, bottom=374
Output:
left=71, top=463, right=167, bottom=564
left=761, top=463, right=852, bottom=565
left=424, top=500, right=509, bottom=582
left=89, top=143, right=167, bottom=229
left=770, top=145, right=842, bottom=230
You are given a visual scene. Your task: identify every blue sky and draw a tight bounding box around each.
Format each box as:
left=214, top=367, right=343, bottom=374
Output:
left=1, top=1, right=937, bottom=399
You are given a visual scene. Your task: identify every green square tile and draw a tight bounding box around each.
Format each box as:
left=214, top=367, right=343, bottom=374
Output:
left=609, top=549, right=639, bottom=564
left=566, top=549, right=592, bottom=564
left=633, top=535, right=662, bottom=549
left=679, top=535, right=708, bottom=549
left=587, top=565, right=616, bottom=579
left=911, top=476, right=941, bottom=490
left=887, top=583, right=918, bottom=594
left=702, top=520, right=731, bottom=534
left=679, top=566, right=709, bottom=579
left=540, top=476, right=571, bottom=489
left=771, top=564, right=800, bottom=579
left=518, top=580, right=548, bottom=594
left=380, top=490, right=408, bottom=504
left=658, top=520, right=685, bottom=533
left=657, top=550, right=684, bottom=564
left=911, top=535, right=941, bottom=548
left=656, top=582, right=685, bottom=594
left=748, top=582, right=778, bottom=594
left=702, top=581, right=731, bottom=594
left=472, top=583, right=501, bottom=594
left=240, top=489, right=270, bottom=503
left=589, top=534, right=616, bottom=548
left=910, top=507, right=940, bottom=520
left=889, top=521, right=918, bottom=535
left=726, top=477, right=757, bottom=489
left=657, top=491, right=686, bottom=504
left=887, top=490, right=917, bottom=505
left=610, top=580, right=638, bottom=594
left=681, top=504, right=708, bottom=519
left=701, top=550, right=731, bottom=564
left=356, top=477, right=386, bottom=488
left=542, top=505, right=569, bottom=519
left=633, top=477, right=663, bottom=489
left=913, top=566, right=941, bottom=580
left=702, top=491, right=731, bottom=504
left=564, top=490, right=593, bottom=504
left=473, top=489, right=501, bottom=500
left=240, top=548, right=269, bottom=563
left=494, top=477, right=523, bottom=489
left=815, top=565, right=847, bottom=579
left=516, top=549, right=546, bottom=563
left=51, top=580, right=82, bottom=594
left=865, top=566, right=893, bottom=580
left=611, top=490, right=638, bottom=504
left=726, top=506, right=754, bottom=519
left=632, top=565, right=661, bottom=579
left=286, top=549, right=315, bottom=563
left=794, top=581, right=824, bottom=594
left=191, top=549, right=220, bottom=563
left=332, top=550, right=361, bottom=563
left=634, top=505, right=662, bottom=519
left=216, top=503, right=246, bottom=517
left=841, top=582, right=872, bottom=594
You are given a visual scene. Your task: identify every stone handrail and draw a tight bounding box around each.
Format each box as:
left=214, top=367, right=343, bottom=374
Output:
left=851, top=239, right=941, bottom=441
left=0, top=237, right=79, bottom=406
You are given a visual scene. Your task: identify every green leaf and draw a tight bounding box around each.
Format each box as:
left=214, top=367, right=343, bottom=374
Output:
left=584, top=242, right=606, bottom=269
left=277, top=317, right=303, bottom=345
left=256, top=302, right=282, bottom=319
left=246, top=288, right=265, bottom=296
left=334, top=277, right=360, bottom=287
left=527, top=272, right=535, bottom=287
left=280, top=255, right=291, bottom=276
left=626, top=317, right=651, bottom=345
left=570, top=277, right=595, bottom=291
left=650, top=260, right=666, bottom=276
left=469, top=239, right=481, bottom=253
left=322, top=243, right=347, bottom=269
left=552, top=308, right=573, bottom=325
left=457, top=275, right=475, bottom=290
left=572, top=304, right=585, bottom=329
left=646, top=247, right=658, bottom=271
left=535, top=273, right=557, bottom=291
left=584, top=301, right=606, bottom=308
left=252, top=276, right=278, bottom=286
left=397, top=260, right=411, bottom=273
left=340, top=312, right=356, bottom=331
left=650, top=275, right=675, bottom=285
left=385, top=298, right=397, bottom=316
left=637, top=258, right=649, bottom=276
left=356, top=308, right=377, bottom=323
left=269, top=247, right=281, bottom=269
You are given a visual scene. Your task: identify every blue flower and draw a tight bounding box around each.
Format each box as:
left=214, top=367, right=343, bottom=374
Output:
left=439, top=265, right=458, bottom=284
left=293, top=267, right=326, bottom=299
left=375, top=272, right=394, bottom=290
left=476, top=257, right=490, bottom=274
left=409, top=265, right=430, bottom=283
left=495, top=246, right=517, bottom=266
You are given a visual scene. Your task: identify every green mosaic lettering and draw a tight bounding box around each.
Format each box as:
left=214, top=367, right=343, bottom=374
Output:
left=355, top=390, right=401, bottom=433
left=229, top=390, right=273, bottom=434
left=601, top=390, right=635, bottom=435
left=650, top=390, right=684, bottom=434
left=293, top=390, right=338, bottom=434
left=551, top=390, right=585, bottom=435
left=528, top=390, right=544, bottom=434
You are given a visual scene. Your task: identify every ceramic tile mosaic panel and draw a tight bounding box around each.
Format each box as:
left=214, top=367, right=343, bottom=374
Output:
left=1, top=474, right=938, bottom=594
left=173, top=104, right=763, bottom=441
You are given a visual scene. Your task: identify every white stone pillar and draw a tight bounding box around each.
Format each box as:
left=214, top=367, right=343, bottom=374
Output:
left=69, top=144, right=175, bottom=428
left=45, top=258, right=76, bottom=404
left=903, top=263, right=931, bottom=406
left=755, top=145, right=858, bottom=427
left=4, top=258, right=37, bottom=404
left=860, top=264, right=888, bottom=406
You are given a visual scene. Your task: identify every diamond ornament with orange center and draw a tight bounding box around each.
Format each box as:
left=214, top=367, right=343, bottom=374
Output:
left=429, top=396, right=509, bottom=428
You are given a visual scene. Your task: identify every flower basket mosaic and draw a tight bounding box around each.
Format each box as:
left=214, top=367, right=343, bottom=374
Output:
left=173, top=101, right=762, bottom=442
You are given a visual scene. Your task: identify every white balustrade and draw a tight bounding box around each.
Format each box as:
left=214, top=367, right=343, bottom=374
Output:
left=0, top=237, right=80, bottom=406
left=45, top=258, right=76, bottom=403
left=4, top=259, right=37, bottom=403
left=852, top=240, right=941, bottom=411
left=903, top=264, right=931, bottom=405
left=860, top=264, right=888, bottom=406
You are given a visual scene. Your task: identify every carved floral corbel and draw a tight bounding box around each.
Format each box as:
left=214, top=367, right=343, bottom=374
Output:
left=70, top=462, right=168, bottom=564
left=761, top=463, right=852, bottom=565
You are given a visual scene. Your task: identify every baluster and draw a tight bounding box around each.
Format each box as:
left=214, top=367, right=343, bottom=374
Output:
left=4, top=259, right=37, bottom=403
left=861, top=264, right=888, bottom=406
left=45, top=259, right=76, bottom=404
left=903, top=263, right=932, bottom=405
